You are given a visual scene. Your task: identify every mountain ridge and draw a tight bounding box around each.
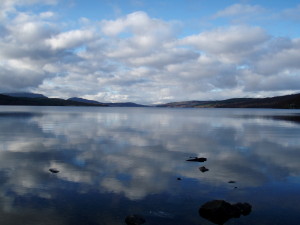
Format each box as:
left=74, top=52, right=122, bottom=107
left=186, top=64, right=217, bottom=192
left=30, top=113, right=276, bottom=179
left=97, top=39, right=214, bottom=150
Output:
left=68, top=97, right=147, bottom=107
left=0, top=92, right=300, bottom=109
left=2, top=92, right=47, bottom=99
left=0, top=94, right=108, bottom=107
left=156, top=93, right=300, bottom=109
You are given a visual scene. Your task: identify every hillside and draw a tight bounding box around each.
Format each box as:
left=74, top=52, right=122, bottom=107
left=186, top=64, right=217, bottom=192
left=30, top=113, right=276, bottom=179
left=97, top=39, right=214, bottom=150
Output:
left=0, top=94, right=108, bottom=107
left=1, top=92, right=300, bottom=109
left=68, top=97, right=103, bottom=105
left=2, top=92, right=48, bottom=98
left=157, top=93, right=300, bottom=109
left=106, top=102, right=148, bottom=107
left=69, top=97, right=147, bottom=107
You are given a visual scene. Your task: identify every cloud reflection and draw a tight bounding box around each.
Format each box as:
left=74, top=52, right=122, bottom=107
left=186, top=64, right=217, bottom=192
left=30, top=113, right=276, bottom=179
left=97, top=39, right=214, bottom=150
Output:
left=0, top=107, right=300, bottom=224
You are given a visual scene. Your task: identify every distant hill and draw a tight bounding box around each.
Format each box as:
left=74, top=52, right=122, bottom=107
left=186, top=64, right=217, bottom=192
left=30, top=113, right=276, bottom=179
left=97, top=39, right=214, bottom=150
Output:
left=2, top=92, right=48, bottom=98
left=69, top=97, right=147, bottom=107
left=68, top=97, right=103, bottom=105
left=157, top=93, right=300, bottom=109
left=1, top=92, right=300, bottom=109
left=0, top=94, right=108, bottom=107
left=106, top=102, right=148, bottom=107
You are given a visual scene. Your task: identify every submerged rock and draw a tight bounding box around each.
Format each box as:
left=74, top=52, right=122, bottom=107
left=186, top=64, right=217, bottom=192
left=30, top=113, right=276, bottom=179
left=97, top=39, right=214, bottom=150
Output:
left=186, top=157, right=207, bottom=162
left=49, top=168, right=59, bottom=173
left=199, top=166, right=209, bottom=172
left=199, top=200, right=252, bottom=225
left=125, top=215, right=146, bottom=225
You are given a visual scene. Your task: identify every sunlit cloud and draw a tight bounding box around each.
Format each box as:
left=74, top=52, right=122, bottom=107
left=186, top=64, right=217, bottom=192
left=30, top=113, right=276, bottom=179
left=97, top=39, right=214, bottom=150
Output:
left=0, top=1, right=300, bottom=103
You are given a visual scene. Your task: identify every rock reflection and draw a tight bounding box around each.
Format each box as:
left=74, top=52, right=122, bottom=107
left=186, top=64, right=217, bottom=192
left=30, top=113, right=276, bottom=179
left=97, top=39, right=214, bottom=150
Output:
left=186, top=157, right=207, bottom=162
left=199, top=200, right=252, bottom=225
left=199, top=166, right=209, bottom=173
left=49, top=168, right=59, bottom=173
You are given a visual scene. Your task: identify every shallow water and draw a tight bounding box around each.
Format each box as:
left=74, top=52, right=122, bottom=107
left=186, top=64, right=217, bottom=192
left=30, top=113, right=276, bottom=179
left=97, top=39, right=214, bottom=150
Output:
left=0, top=106, right=300, bottom=225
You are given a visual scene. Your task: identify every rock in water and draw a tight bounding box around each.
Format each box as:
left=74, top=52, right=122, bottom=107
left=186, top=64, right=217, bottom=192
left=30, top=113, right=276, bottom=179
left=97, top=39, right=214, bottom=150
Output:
left=186, top=157, right=207, bottom=162
left=199, top=166, right=209, bottom=172
left=199, top=200, right=252, bottom=225
left=125, top=215, right=146, bottom=225
left=49, top=168, right=59, bottom=173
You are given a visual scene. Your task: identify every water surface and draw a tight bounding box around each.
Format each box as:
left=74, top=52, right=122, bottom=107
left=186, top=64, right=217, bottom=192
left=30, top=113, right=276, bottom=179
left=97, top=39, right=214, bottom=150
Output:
left=0, top=106, right=300, bottom=225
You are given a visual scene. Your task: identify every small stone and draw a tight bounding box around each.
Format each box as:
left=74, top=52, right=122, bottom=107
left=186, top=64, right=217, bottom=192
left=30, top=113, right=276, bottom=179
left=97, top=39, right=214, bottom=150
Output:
left=177, top=177, right=182, bottom=180
left=199, top=166, right=209, bottom=173
left=49, top=168, right=59, bottom=173
left=186, top=157, right=207, bottom=162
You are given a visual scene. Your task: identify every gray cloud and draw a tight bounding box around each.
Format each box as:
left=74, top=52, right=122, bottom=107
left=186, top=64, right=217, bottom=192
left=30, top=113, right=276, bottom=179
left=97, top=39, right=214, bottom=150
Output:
left=1, top=2, right=300, bottom=103
left=254, top=39, right=300, bottom=75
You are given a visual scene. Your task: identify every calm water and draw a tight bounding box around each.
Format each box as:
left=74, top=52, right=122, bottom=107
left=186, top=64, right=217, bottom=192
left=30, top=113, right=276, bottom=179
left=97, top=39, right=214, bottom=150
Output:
left=0, top=106, right=300, bottom=225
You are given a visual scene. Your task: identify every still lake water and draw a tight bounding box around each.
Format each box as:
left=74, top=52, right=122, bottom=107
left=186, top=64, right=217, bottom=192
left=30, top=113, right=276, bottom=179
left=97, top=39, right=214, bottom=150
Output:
left=0, top=106, right=300, bottom=225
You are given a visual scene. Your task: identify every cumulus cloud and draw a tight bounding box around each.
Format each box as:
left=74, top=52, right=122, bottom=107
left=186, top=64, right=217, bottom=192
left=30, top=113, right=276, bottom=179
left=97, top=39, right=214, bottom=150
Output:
left=1, top=1, right=300, bottom=103
left=180, top=26, right=269, bottom=59
left=101, top=11, right=175, bottom=37
left=254, top=39, right=300, bottom=74
left=45, top=29, right=96, bottom=50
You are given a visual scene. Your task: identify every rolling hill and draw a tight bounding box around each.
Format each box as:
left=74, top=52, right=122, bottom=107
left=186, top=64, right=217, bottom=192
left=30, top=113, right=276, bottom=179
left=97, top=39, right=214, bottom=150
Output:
left=157, top=93, right=300, bottom=109
left=1, top=92, right=299, bottom=109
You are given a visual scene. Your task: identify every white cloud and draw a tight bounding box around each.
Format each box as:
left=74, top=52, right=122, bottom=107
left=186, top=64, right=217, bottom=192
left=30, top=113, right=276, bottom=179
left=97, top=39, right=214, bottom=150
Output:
left=181, top=26, right=269, bottom=56
left=1, top=1, right=300, bottom=103
left=101, top=11, right=174, bottom=37
left=254, top=39, right=300, bottom=75
left=45, top=29, right=96, bottom=50
left=39, top=11, right=56, bottom=19
left=214, top=4, right=266, bottom=18
left=0, top=0, right=57, bottom=19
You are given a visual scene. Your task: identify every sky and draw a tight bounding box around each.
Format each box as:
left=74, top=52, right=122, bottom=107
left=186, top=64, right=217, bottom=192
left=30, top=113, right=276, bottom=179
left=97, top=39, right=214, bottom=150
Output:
left=1, top=0, right=300, bottom=104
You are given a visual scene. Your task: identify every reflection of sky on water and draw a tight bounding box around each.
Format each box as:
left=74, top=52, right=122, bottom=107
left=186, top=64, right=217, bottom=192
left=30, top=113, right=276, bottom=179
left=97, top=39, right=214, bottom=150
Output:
left=0, top=106, right=300, bottom=224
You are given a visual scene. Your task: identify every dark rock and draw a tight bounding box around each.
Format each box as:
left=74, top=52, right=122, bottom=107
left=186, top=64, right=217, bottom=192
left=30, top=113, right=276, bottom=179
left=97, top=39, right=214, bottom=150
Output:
left=49, top=168, right=59, bottom=173
left=177, top=177, right=182, bottom=180
left=125, top=215, right=146, bottom=225
left=228, top=180, right=236, bottom=183
left=199, top=200, right=252, bottom=225
left=186, top=157, right=207, bottom=162
left=199, top=166, right=209, bottom=172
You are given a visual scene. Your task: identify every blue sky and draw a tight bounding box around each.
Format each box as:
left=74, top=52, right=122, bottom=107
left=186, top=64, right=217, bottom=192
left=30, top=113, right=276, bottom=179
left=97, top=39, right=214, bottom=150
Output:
left=1, top=0, right=300, bottom=103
